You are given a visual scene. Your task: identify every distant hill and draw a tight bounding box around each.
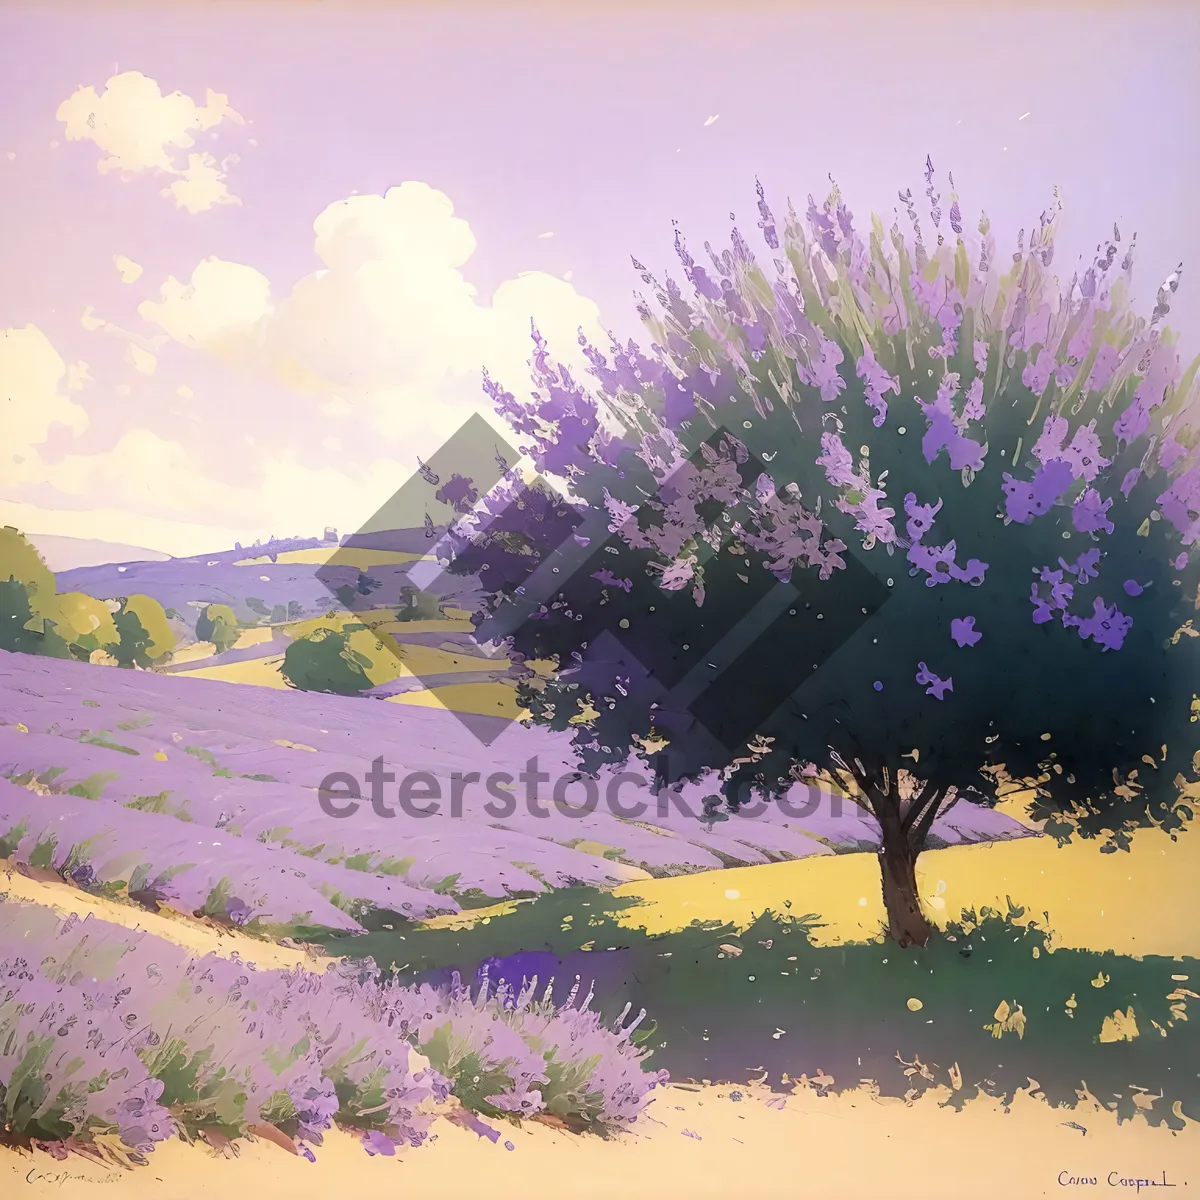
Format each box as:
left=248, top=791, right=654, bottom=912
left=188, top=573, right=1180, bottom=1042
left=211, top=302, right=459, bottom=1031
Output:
left=26, top=533, right=172, bottom=573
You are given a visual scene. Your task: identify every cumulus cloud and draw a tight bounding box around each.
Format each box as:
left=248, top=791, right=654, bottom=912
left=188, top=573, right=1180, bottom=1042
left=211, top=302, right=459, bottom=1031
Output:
left=66, top=362, right=93, bottom=391
left=126, top=343, right=157, bottom=375
left=113, top=254, right=143, bottom=283
left=140, top=181, right=606, bottom=449
left=0, top=325, right=89, bottom=485
left=34, top=426, right=412, bottom=543
left=138, top=257, right=271, bottom=350
left=57, top=71, right=245, bottom=212
left=162, top=151, right=241, bottom=214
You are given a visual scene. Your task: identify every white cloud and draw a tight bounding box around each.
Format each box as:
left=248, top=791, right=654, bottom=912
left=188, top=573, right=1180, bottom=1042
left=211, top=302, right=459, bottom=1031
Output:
left=31, top=426, right=412, bottom=546
left=66, top=362, right=93, bottom=391
left=162, top=152, right=241, bottom=214
left=138, top=257, right=271, bottom=350
left=0, top=495, right=251, bottom=559
left=56, top=71, right=244, bottom=212
left=113, top=254, right=143, bottom=283
left=0, top=325, right=89, bottom=486
left=140, top=181, right=606, bottom=453
left=126, top=343, right=157, bottom=375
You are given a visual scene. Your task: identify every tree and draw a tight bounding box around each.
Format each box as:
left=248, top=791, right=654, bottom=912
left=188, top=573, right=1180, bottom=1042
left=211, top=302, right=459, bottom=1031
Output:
left=196, top=603, right=241, bottom=653
left=106, top=595, right=176, bottom=668
left=282, top=625, right=381, bottom=694
left=449, top=167, right=1200, bottom=946
left=0, top=577, right=53, bottom=655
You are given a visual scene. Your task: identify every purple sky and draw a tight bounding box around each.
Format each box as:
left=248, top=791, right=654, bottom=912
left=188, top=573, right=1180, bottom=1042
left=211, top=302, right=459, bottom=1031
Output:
left=1, top=3, right=1197, bottom=555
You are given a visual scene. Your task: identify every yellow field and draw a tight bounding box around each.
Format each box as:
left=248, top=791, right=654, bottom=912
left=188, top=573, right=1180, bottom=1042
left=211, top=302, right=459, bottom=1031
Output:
left=387, top=680, right=529, bottom=719
left=601, top=823, right=1198, bottom=959
left=234, top=548, right=427, bottom=567
left=6, top=1079, right=1195, bottom=1200
left=179, top=654, right=289, bottom=687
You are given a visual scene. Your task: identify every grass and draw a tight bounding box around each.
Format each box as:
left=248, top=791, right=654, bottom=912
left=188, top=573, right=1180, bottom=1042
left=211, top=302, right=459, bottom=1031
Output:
left=314, top=886, right=1200, bottom=1129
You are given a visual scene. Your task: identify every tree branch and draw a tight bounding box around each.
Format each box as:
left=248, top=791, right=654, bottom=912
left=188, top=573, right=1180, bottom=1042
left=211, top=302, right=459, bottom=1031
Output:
left=899, top=779, right=937, bottom=835
left=908, top=787, right=946, bottom=852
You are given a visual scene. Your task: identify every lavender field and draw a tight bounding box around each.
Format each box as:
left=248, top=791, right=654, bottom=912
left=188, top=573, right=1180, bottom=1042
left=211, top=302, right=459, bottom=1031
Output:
left=0, top=649, right=1032, bottom=936
left=0, top=900, right=665, bottom=1161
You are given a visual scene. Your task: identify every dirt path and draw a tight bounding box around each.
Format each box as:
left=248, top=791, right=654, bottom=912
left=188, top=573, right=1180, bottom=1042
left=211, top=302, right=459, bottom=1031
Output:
left=5, top=1082, right=1196, bottom=1200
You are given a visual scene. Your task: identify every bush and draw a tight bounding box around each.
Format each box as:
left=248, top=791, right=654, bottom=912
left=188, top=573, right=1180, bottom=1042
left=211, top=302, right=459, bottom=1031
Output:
left=195, top=603, right=240, bottom=653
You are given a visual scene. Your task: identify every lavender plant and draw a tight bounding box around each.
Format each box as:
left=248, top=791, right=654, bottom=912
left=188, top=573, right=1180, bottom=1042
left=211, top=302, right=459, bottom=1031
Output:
left=0, top=903, right=668, bottom=1160
left=453, top=163, right=1200, bottom=947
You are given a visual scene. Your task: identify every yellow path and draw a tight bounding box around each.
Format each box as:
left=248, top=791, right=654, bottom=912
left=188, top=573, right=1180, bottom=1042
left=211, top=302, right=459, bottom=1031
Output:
left=5, top=1083, right=1195, bottom=1200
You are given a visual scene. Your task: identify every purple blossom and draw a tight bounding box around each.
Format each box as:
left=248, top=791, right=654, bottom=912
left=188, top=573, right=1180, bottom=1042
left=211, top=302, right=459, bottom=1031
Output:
left=1060, top=548, right=1102, bottom=581
left=1159, top=437, right=1187, bottom=471
left=963, top=378, right=985, bottom=423
left=950, top=616, right=982, bottom=648
left=1032, top=415, right=1068, bottom=464
left=1021, top=347, right=1055, bottom=395
left=918, top=387, right=985, bottom=472
left=1123, top=579, right=1148, bottom=597
left=908, top=539, right=987, bottom=587
left=1030, top=583, right=1056, bottom=625
left=1062, top=423, right=1109, bottom=482
left=1157, top=465, right=1200, bottom=545
left=1086, top=343, right=1120, bottom=392
left=362, top=1130, right=397, bottom=1156
left=591, top=569, right=633, bottom=593
left=904, top=492, right=942, bottom=543
left=1113, top=397, right=1150, bottom=447
left=915, top=661, right=954, bottom=699
left=1063, top=596, right=1133, bottom=651
left=1003, top=459, right=1075, bottom=523
left=1072, top=489, right=1115, bottom=535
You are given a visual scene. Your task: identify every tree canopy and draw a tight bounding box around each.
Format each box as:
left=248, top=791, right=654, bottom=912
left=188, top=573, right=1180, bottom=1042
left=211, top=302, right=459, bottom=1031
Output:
left=446, top=166, right=1200, bottom=944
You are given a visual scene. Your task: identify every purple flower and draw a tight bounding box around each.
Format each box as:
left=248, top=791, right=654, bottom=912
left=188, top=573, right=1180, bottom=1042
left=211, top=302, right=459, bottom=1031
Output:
left=1121, top=468, right=1143, bottom=498
left=1032, top=415, right=1069, bottom=464
left=1123, top=579, right=1148, bottom=597
left=919, top=390, right=985, bottom=472
left=591, top=569, right=633, bottom=593
left=1157, top=466, right=1200, bottom=545
left=915, top=662, right=953, bottom=699
left=1021, top=347, right=1055, bottom=394
left=950, top=617, right=981, bottom=648
left=1086, top=343, right=1120, bottom=392
left=1175, top=552, right=1189, bottom=571
left=1062, top=423, right=1110, bottom=482
left=1064, top=597, right=1133, bottom=652
left=1003, top=459, right=1075, bottom=523
left=1072, top=489, right=1115, bottom=535
left=362, top=1130, right=396, bottom=1156
left=1030, top=583, right=1056, bottom=625
left=1050, top=577, right=1075, bottom=609
left=1076, top=549, right=1102, bottom=580
left=1159, top=437, right=1186, bottom=470
left=904, top=492, right=943, bottom=543
left=962, top=377, right=985, bottom=423
left=1114, top=397, right=1151, bottom=447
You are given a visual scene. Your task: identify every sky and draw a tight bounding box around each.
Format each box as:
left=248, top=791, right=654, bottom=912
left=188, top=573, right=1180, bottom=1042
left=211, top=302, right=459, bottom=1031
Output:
left=1, top=2, right=1197, bottom=557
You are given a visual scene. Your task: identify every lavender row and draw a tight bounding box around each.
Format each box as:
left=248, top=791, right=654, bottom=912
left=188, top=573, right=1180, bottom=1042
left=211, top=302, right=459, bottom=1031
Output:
left=0, top=901, right=667, bottom=1162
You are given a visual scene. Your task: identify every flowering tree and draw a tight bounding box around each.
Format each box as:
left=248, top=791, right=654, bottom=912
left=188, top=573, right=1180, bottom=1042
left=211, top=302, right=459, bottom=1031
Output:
left=449, top=163, right=1200, bottom=947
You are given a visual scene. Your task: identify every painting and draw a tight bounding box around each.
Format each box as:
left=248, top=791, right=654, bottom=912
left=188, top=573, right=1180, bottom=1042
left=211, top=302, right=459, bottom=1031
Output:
left=1, top=3, right=1197, bottom=1196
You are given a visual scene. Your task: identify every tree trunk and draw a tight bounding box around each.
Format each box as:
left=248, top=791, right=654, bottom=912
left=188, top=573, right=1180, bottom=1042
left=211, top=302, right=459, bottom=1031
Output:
left=843, top=763, right=944, bottom=948
left=878, top=827, right=933, bottom=949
